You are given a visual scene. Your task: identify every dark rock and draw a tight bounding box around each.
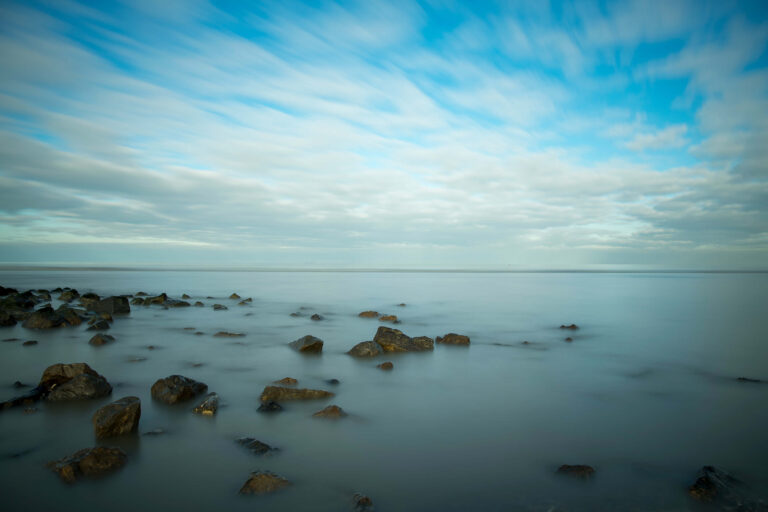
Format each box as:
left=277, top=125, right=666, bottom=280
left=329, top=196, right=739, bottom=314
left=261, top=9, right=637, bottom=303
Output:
left=150, top=375, right=208, bottom=405
left=47, top=446, right=126, bottom=483
left=169, top=300, right=190, bottom=308
left=92, top=396, right=141, bottom=439
left=687, top=465, right=768, bottom=510
left=257, top=401, right=283, bottom=413
left=288, top=335, right=324, bottom=353
left=377, top=361, right=394, bottom=370
left=556, top=464, right=595, bottom=479
left=736, top=377, right=763, bottom=383
left=353, top=493, right=374, bottom=511
left=40, top=362, right=112, bottom=401
left=142, top=428, right=166, bottom=436
left=289, top=312, right=301, bottom=317
left=130, top=297, right=145, bottom=305
left=0, top=286, right=18, bottom=296
left=213, top=304, right=227, bottom=311
left=135, top=291, right=148, bottom=296
left=436, top=333, right=470, bottom=346
left=564, top=337, right=573, bottom=342
left=273, top=377, right=298, bottom=386
left=358, top=311, right=379, bottom=318
left=192, top=392, right=219, bottom=416
left=242, top=297, right=253, bottom=303
left=239, top=471, right=291, bottom=495
left=259, top=386, right=333, bottom=402
left=373, top=326, right=434, bottom=352
left=397, top=303, right=406, bottom=307
left=379, top=315, right=398, bottom=323
left=326, top=378, right=340, bottom=385
left=12, top=381, right=26, bottom=388
left=236, top=437, right=277, bottom=456
left=213, top=331, right=245, bottom=337
left=57, top=289, right=79, bottom=302
left=193, top=301, right=204, bottom=307
left=148, top=293, right=168, bottom=305
left=229, top=293, right=241, bottom=299
left=22, top=305, right=82, bottom=329
left=0, top=311, right=17, bottom=327
left=312, top=404, right=347, bottom=418
left=181, top=294, right=191, bottom=299
left=87, top=319, right=110, bottom=331
left=89, top=333, right=115, bottom=346
left=22, top=340, right=38, bottom=346
left=79, top=293, right=101, bottom=309
left=310, top=313, right=324, bottom=321
left=1, top=387, right=43, bottom=410
left=559, top=324, right=579, bottom=330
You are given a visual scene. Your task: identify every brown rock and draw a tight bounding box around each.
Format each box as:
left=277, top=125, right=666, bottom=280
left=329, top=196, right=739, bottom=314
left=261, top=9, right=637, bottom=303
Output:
left=259, top=386, right=333, bottom=402
left=273, top=377, right=298, bottom=386
left=237, top=437, right=277, bottom=455
left=92, top=396, right=141, bottom=439
left=436, top=333, right=470, bottom=346
left=564, top=337, right=573, bottom=342
left=373, top=326, right=433, bottom=352
left=353, top=493, right=374, bottom=511
left=89, top=333, right=115, bottom=346
left=312, top=404, right=347, bottom=418
left=347, top=341, right=384, bottom=357
left=229, top=293, right=241, bottom=299
left=239, top=471, right=291, bottom=495
left=377, top=362, right=394, bottom=370
left=150, top=375, right=207, bottom=404
left=559, top=324, right=579, bottom=330
left=288, top=335, right=324, bottom=353
left=379, top=315, right=398, bottom=323
left=213, top=331, right=245, bottom=337
left=47, top=447, right=127, bottom=483
left=39, top=363, right=112, bottom=401
left=358, top=311, right=379, bottom=318
left=192, top=392, right=219, bottom=416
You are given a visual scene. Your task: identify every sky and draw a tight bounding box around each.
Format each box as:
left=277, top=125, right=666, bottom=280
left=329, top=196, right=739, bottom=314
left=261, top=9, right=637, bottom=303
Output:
left=1, top=0, right=767, bottom=270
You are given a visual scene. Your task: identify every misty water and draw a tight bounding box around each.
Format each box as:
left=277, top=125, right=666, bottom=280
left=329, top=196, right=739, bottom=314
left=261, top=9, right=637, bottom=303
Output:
left=0, top=270, right=767, bottom=511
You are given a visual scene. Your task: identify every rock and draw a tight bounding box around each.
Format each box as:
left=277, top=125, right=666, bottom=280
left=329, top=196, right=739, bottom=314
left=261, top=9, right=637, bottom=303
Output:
left=22, top=340, right=38, bottom=346
left=79, top=293, right=100, bottom=309
left=687, top=465, right=768, bottom=509
left=0, top=311, right=18, bottom=327
left=92, top=396, right=141, bottom=439
left=556, top=464, right=595, bottom=479
left=150, top=375, right=208, bottom=405
left=0, top=286, right=19, bottom=296
left=194, top=301, right=204, bottom=307
left=181, top=294, right=191, bottom=299
left=564, top=337, right=573, bottom=342
left=169, top=300, right=190, bottom=308
left=135, top=291, right=148, bottom=296
left=242, top=297, right=253, bottom=303
left=99, top=312, right=114, bottom=322
left=148, top=293, right=167, bottom=305
left=377, top=362, right=394, bottom=370
left=13, top=381, right=27, bottom=388
left=47, top=447, right=127, bottom=483
left=353, top=493, right=374, bottom=511
left=259, top=386, right=333, bottom=402
left=257, top=401, right=283, bottom=413
left=436, top=333, right=470, bottom=346
left=40, top=363, right=112, bottom=401
left=236, top=437, right=277, bottom=455
left=397, top=303, right=406, bottom=307
left=22, top=305, right=82, bottom=329
left=326, top=378, right=340, bottom=385
left=379, top=315, right=398, bottom=323
left=213, top=331, right=245, bottom=337
left=57, top=289, right=79, bottom=302
left=0, top=387, right=43, bottom=410
left=87, top=319, right=111, bottom=331
left=358, top=311, right=379, bottom=318
left=373, top=326, right=434, bottom=352
left=289, top=312, right=301, bottom=317
left=312, top=404, right=347, bottom=418
left=736, top=377, right=763, bottom=383
left=192, top=392, right=219, bottom=416
left=273, top=377, right=298, bottom=386
left=310, top=313, right=324, bottom=321
left=239, top=471, right=291, bottom=495
left=142, top=428, right=165, bottom=436
left=229, top=293, right=241, bottom=299
left=213, top=304, right=227, bottom=311
left=288, top=335, right=324, bottom=353
left=237, top=300, right=250, bottom=306
left=130, top=297, right=145, bottom=305
left=559, top=324, right=579, bottom=330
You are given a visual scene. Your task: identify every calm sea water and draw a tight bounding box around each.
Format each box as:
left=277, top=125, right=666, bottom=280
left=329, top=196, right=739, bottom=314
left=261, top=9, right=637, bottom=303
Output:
left=0, top=270, right=767, bottom=511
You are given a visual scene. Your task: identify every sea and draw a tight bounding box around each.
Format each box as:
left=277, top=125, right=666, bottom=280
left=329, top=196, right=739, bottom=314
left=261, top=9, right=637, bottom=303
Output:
left=0, top=270, right=766, bottom=511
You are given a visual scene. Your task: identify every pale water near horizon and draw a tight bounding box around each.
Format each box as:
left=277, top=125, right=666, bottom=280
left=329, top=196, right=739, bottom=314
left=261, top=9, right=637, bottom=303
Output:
left=0, top=270, right=767, bottom=511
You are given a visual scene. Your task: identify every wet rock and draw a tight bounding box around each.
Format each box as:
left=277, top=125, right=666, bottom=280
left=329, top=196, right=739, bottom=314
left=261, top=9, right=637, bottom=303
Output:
left=169, top=300, right=191, bottom=308
left=353, top=493, right=374, bottom=511
left=79, top=293, right=101, bottom=309
left=312, top=404, right=347, bottom=418
left=130, top=297, right=145, bottom=305
left=310, top=313, right=324, bottom=321
left=47, top=446, right=127, bottom=483
left=87, top=319, right=111, bottom=331
left=237, top=300, right=250, bottom=306
left=98, top=312, right=114, bottom=323
left=257, top=401, right=283, bottom=413
left=135, top=291, right=148, bottom=296
left=150, top=375, right=208, bottom=405
left=181, top=294, right=191, bottom=299
left=288, top=335, right=324, bottom=353
left=289, top=312, right=301, bottom=317
left=0, top=311, right=18, bottom=327
left=0, top=286, right=18, bottom=296
left=57, top=289, right=79, bottom=302
left=556, top=464, right=595, bottom=479
left=92, top=396, right=141, bottom=439
left=242, top=297, right=253, bottom=303
left=22, top=305, right=82, bottom=329
left=397, top=303, right=406, bottom=307
left=436, top=333, right=470, bottom=346
left=326, top=378, right=340, bottom=385
left=192, top=392, right=219, bottom=416
left=373, top=326, right=434, bottom=352
left=687, top=465, right=768, bottom=509
left=239, top=471, right=291, bottom=495
left=229, top=293, right=241, bottom=299
left=12, top=381, right=27, bottom=388
left=194, top=301, right=204, bottom=307
left=273, top=377, right=298, bottom=386
left=0, top=387, right=43, bottom=410
left=89, top=334, right=115, bottom=346
left=379, top=315, right=398, bottom=323
left=236, top=437, right=277, bottom=455
left=564, top=337, right=573, bottom=342
left=358, top=311, right=379, bottom=318
left=213, top=304, right=227, bottom=311
left=213, top=331, right=245, bottom=337
left=22, top=340, right=38, bottom=346
left=736, top=377, right=763, bottom=383
left=40, top=363, right=112, bottom=401
left=559, top=324, right=579, bottom=330
left=149, top=293, right=168, bottom=305
left=377, top=362, right=394, bottom=370
left=259, top=386, right=333, bottom=402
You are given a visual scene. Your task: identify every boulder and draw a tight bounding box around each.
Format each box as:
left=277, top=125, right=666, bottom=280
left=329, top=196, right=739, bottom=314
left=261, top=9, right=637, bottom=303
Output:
left=353, top=493, right=374, bottom=511
left=40, top=363, right=112, bottom=401
left=373, top=326, right=434, bottom=352
left=358, top=311, right=379, bottom=318
left=192, top=392, right=219, bottom=416
left=0, top=311, right=17, bottom=327
left=57, top=289, right=79, bottom=302
left=377, top=362, right=394, bottom=370
left=150, top=375, right=208, bottom=405
left=0, top=286, right=18, bottom=296
left=313, top=404, right=347, bottom=418
left=310, top=313, right=324, bottom=321
left=259, top=386, right=333, bottom=402
left=79, top=293, right=101, bottom=309
left=148, top=293, right=167, bottom=305
left=379, top=315, right=398, bottom=323
left=87, top=319, right=110, bottom=331
left=239, top=471, right=291, bottom=495
left=89, top=333, right=115, bottom=346
left=22, top=305, right=82, bottom=329
left=229, top=293, right=241, bottom=299
left=257, top=401, right=283, bottom=413
left=436, top=333, right=470, bottom=346
left=288, top=335, right=324, bottom=353
left=213, top=304, right=227, bottom=311
left=47, top=447, right=127, bottom=483
left=273, top=377, right=298, bottom=386
left=556, top=464, right=595, bottom=479
left=236, top=437, right=277, bottom=455
left=687, top=465, right=767, bottom=509
left=92, top=396, right=141, bottom=439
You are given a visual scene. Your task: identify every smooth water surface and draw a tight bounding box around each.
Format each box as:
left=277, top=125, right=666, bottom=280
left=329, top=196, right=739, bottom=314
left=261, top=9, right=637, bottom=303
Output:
left=0, top=271, right=767, bottom=511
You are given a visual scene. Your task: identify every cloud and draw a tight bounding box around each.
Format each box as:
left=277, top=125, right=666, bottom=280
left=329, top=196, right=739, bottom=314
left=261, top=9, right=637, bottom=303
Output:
left=625, top=124, right=688, bottom=151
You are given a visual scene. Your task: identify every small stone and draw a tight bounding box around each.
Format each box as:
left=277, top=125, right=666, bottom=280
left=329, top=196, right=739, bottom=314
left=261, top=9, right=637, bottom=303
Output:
left=181, top=294, right=191, bottom=299
left=239, top=471, right=291, bottom=495
left=22, top=340, right=38, bottom=346
left=353, top=493, right=374, bottom=511
left=559, top=324, right=579, bottom=330
left=213, top=331, right=245, bottom=337
left=47, top=447, right=127, bottom=483
left=236, top=437, right=277, bottom=455
left=379, top=315, right=398, bottom=323
left=377, top=362, right=394, bottom=370
left=257, top=401, right=283, bottom=413
left=288, top=335, right=324, bottom=353
left=193, top=301, right=204, bottom=307
left=564, top=337, right=573, bottom=342
left=192, top=392, right=219, bottom=416
left=397, top=303, right=406, bottom=307
left=229, top=293, right=241, bottom=299
left=436, top=333, right=470, bottom=346
left=142, top=428, right=166, bottom=436
left=89, top=333, right=115, bottom=346
left=312, top=404, right=347, bottom=418
left=259, top=386, right=333, bottom=402
left=326, top=378, right=340, bottom=385
left=213, top=304, right=227, bottom=311
left=358, top=311, right=379, bottom=318
left=556, top=464, right=595, bottom=479
left=310, top=313, right=324, bottom=321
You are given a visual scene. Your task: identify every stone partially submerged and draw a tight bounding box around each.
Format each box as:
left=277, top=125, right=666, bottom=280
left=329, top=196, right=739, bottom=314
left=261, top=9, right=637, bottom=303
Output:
left=556, top=464, right=595, bottom=479
left=40, top=363, right=112, bottom=401
left=47, top=446, right=127, bottom=483
left=373, top=326, right=434, bottom=352
left=239, top=471, right=291, bottom=495
left=92, top=396, right=141, bottom=439
left=347, top=341, right=384, bottom=357
left=192, top=392, right=219, bottom=416
left=688, top=465, right=768, bottom=509
left=151, top=375, right=208, bottom=404
left=259, top=386, right=333, bottom=402
left=22, top=305, right=83, bottom=329
left=288, top=335, right=324, bottom=353
left=312, top=405, right=347, bottom=418
left=436, top=333, right=471, bottom=346
left=87, top=296, right=130, bottom=315
left=236, top=437, right=278, bottom=456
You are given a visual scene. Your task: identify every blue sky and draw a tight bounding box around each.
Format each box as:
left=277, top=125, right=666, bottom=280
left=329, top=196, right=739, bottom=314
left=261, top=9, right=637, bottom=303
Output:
left=0, top=0, right=767, bottom=269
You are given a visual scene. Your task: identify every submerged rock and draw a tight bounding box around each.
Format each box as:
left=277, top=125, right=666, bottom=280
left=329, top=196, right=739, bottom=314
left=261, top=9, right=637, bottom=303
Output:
left=40, top=363, right=112, bottom=401
left=194, top=301, right=204, bottom=307
left=88, top=333, right=115, bottom=346
left=377, top=362, right=394, bottom=370
left=310, top=313, right=324, bottom=321
left=192, top=392, right=219, bottom=416
left=22, top=340, right=37, bottom=346
left=353, top=493, right=374, bottom=511
left=47, top=446, right=127, bottom=483
left=150, top=375, right=208, bottom=405
left=213, top=331, right=245, bottom=337
left=312, top=404, right=347, bottom=418
left=288, top=335, right=324, bottom=353
left=358, top=311, right=379, bottom=318
left=559, top=324, right=579, bottom=330
left=22, top=305, right=82, bottom=329
left=564, top=337, right=573, bottom=342
left=373, top=326, right=434, bottom=352
left=88, top=296, right=130, bottom=315
left=556, top=464, right=595, bottom=479
left=92, top=396, right=141, bottom=439
left=239, top=471, right=291, bottom=495
left=213, top=304, right=227, bottom=311
left=687, top=465, right=767, bottom=509
left=736, top=377, right=763, bottom=383
left=326, top=378, right=340, bottom=385
left=379, top=315, right=398, bottom=323
left=57, top=289, right=79, bottom=302
left=229, top=293, right=241, bottom=299
left=236, top=437, right=277, bottom=456
left=259, top=386, right=333, bottom=402
left=257, top=401, right=283, bottom=413
left=273, top=377, right=298, bottom=386
left=436, top=333, right=470, bottom=346
left=86, top=319, right=110, bottom=331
